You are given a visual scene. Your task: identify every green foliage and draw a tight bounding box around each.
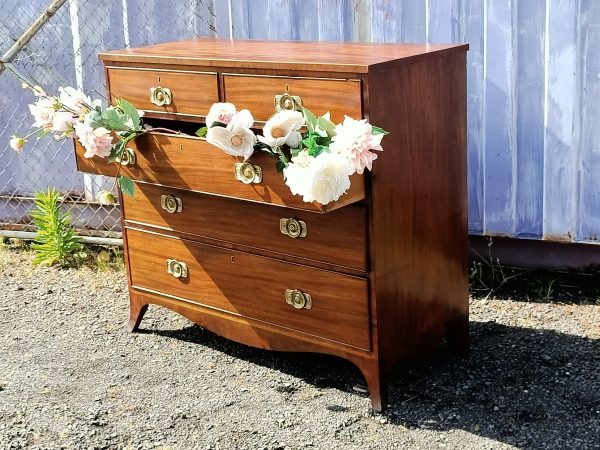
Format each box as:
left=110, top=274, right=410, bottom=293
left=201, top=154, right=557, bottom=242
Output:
left=195, top=126, right=208, bottom=138
left=88, top=100, right=143, bottom=133
left=372, top=126, right=389, bottom=135
left=299, top=108, right=337, bottom=157
left=118, top=175, right=135, bottom=196
left=31, top=188, right=83, bottom=266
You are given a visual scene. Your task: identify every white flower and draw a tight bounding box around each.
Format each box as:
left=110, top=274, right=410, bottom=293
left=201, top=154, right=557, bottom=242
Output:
left=51, top=111, right=76, bottom=135
left=59, top=86, right=92, bottom=115
left=9, top=135, right=27, bottom=152
left=329, top=116, right=384, bottom=174
left=97, top=190, right=116, bottom=205
left=206, top=109, right=256, bottom=160
left=29, top=97, right=57, bottom=130
left=74, top=121, right=113, bottom=158
left=258, top=110, right=304, bottom=148
left=206, top=102, right=236, bottom=128
left=284, top=151, right=353, bottom=205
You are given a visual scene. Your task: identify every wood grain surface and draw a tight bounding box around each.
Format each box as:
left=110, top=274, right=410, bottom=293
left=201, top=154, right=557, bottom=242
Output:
left=99, top=38, right=468, bottom=73
left=74, top=133, right=365, bottom=213
left=223, top=74, right=362, bottom=122
left=106, top=67, right=218, bottom=118
left=126, top=227, right=371, bottom=350
left=122, top=183, right=368, bottom=272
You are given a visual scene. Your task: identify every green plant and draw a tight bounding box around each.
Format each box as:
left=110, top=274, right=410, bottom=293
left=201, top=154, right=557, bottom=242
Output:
left=31, top=188, right=83, bottom=266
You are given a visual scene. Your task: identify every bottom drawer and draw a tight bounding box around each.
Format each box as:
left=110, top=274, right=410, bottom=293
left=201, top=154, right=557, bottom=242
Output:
left=126, top=228, right=371, bottom=350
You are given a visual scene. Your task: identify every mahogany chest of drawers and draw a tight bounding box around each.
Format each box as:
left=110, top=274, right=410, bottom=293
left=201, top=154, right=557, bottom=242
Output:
left=75, top=38, right=469, bottom=411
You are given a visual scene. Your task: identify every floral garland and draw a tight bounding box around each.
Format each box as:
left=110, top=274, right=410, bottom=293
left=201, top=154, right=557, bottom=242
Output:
left=12, top=84, right=387, bottom=206
left=200, top=103, right=388, bottom=205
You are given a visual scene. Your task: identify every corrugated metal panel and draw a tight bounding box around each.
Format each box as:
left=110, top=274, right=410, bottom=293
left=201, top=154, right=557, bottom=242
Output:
left=222, top=0, right=598, bottom=244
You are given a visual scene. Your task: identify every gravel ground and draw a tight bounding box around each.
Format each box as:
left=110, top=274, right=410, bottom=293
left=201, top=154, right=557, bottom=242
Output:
left=1, top=247, right=599, bottom=450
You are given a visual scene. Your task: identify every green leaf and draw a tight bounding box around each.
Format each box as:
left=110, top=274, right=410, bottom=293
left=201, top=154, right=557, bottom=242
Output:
left=101, top=107, right=130, bottom=131
left=118, top=175, right=135, bottom=196
left=195, top=126, right=208, bottom=138
left=117, top=99, right=141, bottom=130
left=86, top=110, right=102, bottom=128
left=372, top=126, right=390, bottom=135
left=303, top=108, right=318, bottom=133
left=275, top=160, right=286, bottom=173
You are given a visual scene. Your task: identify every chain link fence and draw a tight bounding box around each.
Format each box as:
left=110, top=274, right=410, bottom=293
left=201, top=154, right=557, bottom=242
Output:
left=0, top=0, right=217, bottom=240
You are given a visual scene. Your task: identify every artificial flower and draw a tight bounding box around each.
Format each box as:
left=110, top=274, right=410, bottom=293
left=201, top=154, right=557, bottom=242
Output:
left=329, top=116, right=384, bottom=174
left=9, top=135, right=27, bottom=152
left=29, top=97, right=57, bottom=130
left=97, top=190, right=116, bottom=205
left=206, top=109, right=256, bottom=159
left=258, top=110, right=304, bottom=148
left=205, top=102, right=236, bottom=128
left=51, top=111, right=76, bottom=135
left=284, top=151, right=353, bottom=205
left=74, top=121, right=113, bottom=158
left=59, top=86, right=92, bottom=115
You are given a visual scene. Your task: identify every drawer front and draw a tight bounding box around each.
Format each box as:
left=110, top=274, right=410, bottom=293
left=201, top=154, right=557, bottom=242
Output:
left=127, top=228, right=371, bottom=350
left=223, top=74, right=362, bottom=123
left=75, top=133, right=365, bottom=213
left=106, top=67, right=218, bottom=118
left=122, top=183, right=368, bottom=271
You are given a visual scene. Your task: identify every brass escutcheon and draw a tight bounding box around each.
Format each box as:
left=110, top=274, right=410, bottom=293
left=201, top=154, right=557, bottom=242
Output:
left=285, top=289, right=312, bottom=310
left=160, top=194, right=183, bottom=213
left=274, top=85, right=303, bottom=112
left=166, top=259, right=188, bottom=279
left=117, top=147, right=136, bottom=166
left=234, top=162, right=262, bottom=184
left=149, top=86, right=172, bottom=106
left=280, top=218, right=307, bottom=239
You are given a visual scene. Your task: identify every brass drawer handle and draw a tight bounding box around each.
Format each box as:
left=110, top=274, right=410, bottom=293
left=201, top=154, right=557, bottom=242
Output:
left=116, top=147, right=136, bottom=166
left=166, top=259, right=188, bottom=279
left=149, top=86, right=172, bottom=106
left=285, top=289, right=312, bottom=310
left=234, top=162, right=262, bottom=184
left=274, top=86, right=303, bottom=112
left=280, top=218, right=307, bottom=239
left=160, top=194, right=182, bottom=213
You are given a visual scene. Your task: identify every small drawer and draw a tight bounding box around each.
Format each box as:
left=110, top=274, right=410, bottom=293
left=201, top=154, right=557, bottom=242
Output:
left=74, top=133, right=365, bottom=213
left=122, top=183, right=368, bottom=272
left=223, top=74, right=362, bottom=123
left=126, top=228, right=371, bottom=350
left=106, top=67, right=218, bottom=118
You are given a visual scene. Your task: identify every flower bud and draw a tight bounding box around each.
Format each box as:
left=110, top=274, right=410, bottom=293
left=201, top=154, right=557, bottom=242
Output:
left=9, top=135, right=26, bottom=152
left=97, top=190, right=116, bottom=205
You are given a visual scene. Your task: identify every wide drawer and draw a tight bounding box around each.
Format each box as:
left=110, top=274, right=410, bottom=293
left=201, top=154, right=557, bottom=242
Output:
left=106, top=67, right=219, bottom=119
left=74, top=133, right=365, bottom=213
left=126, top=228, right=371, bottom=350
left=122, top=183, right=367, bottom=272
left=222, top=74, right=362, bottom=123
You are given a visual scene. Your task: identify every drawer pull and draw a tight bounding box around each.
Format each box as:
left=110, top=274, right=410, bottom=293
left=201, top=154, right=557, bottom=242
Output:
left=166, top=259, right=188, bottom=279
left=234, top=162, right=262, bottom=184
left=274, top=85, right=303, bottom=112
left=160, top=194, right=183, bottom=213
left=116, top=147, right=136, bottom=166
left=280, top=218, right=307, bottom=239
left=149, top=86, right=172, bottom=106
left=285, top=289, right=312, bottom=310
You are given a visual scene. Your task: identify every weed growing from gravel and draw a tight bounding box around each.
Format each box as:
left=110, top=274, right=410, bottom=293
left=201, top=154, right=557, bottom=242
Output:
left=31, top=188, right=83, bottom=266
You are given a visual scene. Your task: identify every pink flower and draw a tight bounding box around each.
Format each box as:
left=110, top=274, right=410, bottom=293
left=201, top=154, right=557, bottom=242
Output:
left=51, top=111, right=76, bottom=136
left=74, top=122, right=113, bottom=158
left=29, top=97, right=57, bottom=131
left=9, top=135, right=27, bottom=152
left=329, top=116, right=384, bottom=174
left=205, top=103, right=236, bottom=128
left=59, top=86, right=92, bottom=115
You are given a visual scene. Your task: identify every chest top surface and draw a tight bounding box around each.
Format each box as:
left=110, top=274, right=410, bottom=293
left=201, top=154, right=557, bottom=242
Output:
left=99, top=38, right=468, bottom=73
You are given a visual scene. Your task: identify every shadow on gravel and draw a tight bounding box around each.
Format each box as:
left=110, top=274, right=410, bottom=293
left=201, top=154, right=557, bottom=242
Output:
left=144, top=320, right=599, bottom=450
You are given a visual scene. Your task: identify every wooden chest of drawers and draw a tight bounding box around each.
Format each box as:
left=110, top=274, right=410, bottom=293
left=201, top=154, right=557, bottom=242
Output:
left=76, top=39, right=469, bottom=411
